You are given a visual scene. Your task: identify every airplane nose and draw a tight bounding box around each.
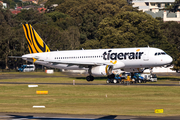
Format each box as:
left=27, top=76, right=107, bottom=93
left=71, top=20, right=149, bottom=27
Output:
left=167, top=55, right=173, bottom=64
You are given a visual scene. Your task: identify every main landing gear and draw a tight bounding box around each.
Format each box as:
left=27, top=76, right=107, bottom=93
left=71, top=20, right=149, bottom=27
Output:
left=86, top=75, right=94, bottom=82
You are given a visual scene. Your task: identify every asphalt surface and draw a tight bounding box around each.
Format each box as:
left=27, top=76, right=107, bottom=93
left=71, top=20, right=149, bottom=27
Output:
left=0, top=112, right=180, bottom=120
left=0, top=72, right=180, bottom=120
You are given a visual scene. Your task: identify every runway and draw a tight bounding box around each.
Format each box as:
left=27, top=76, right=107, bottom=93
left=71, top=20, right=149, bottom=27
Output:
left=0, top=113, right=180, bottom=120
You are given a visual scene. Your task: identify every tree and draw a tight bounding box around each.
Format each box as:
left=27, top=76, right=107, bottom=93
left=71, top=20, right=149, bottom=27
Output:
left=44, top=0, right=65, bottom=9
left=0, top=9, right=19, bottom=69
left=15, top=9, right=52, bottom=25
left=79, top=40, right=100, bottom=49
left=56, top=0, right=129, bottom=43
left=97, top=11, right=173, bottom=52
left=46, top=11, right=70, bottom=22
left=161, top=21, right=180, bottom=70
left=164, top=0, right=180, bottom=12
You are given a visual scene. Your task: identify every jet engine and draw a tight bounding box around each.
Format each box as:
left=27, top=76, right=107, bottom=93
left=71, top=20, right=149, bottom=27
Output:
left=90, top=65, right=113, bottom=76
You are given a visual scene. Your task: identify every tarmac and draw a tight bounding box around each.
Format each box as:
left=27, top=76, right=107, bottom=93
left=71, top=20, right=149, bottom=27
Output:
left=0, top=112, right=180, bottom=120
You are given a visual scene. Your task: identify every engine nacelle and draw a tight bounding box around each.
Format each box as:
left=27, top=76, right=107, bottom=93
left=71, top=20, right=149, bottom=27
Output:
left=90, top=65, right=113, bottom=76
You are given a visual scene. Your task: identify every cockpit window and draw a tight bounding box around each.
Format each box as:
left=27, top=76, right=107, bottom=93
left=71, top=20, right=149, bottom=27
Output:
left=155, top=52, right=166, bottom=56
left=161, top=52, right=166, bottom=55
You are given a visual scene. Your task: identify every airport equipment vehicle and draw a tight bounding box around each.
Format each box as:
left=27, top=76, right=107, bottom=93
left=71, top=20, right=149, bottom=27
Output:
left=120, top=75, right=133, bottom=84
left=107, top=73, right=135, bottom=84
left=106, top=74, right=121, bottom=83
left=10, top=24, right=172, bottom=81
left=119, top=72, right=144, bottom=84
left=141, top=74, right=157, bottom=82
left=18, top=64, right=35, bottom=72
left=132, top=73, right=145, bottom=83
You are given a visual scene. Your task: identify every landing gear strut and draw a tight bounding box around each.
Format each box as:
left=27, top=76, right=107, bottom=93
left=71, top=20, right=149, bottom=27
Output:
left=86, top=75, right=94, bottom=82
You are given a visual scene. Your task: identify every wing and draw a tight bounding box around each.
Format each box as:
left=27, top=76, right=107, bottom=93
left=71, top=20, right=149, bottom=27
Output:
left=43, top=60, right=114, bottom=66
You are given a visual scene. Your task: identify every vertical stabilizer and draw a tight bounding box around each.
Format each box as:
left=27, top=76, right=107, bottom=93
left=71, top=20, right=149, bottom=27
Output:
left=22, top=24, right=50, bottom=53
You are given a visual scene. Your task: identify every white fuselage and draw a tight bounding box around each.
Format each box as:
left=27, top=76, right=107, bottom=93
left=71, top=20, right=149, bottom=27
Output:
left=22, top=47, right=173, bottom=71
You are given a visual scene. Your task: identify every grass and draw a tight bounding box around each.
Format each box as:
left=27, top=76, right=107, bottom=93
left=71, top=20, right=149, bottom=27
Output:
left=0, top=72, right=67, bottom=76
left=0, top=84, right=180, bottom=116
left=0, top=72, right=180, bottom=116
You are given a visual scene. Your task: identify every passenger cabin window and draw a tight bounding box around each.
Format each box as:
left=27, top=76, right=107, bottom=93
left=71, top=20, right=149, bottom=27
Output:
left=55, top=55, right=103, bottom=59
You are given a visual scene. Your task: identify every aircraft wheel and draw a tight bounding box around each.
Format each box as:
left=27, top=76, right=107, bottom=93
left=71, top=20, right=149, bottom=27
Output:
left=86, top=76, right=91, bottom=82
left=113, top=79, right=117, bottom=84
left=86, top=76, right=94, bottom=82
left=138, top=80, right=141, bottom=83
left=91, top=76, right=94, bottom=81
left=106, top=80, right=109, bottom=84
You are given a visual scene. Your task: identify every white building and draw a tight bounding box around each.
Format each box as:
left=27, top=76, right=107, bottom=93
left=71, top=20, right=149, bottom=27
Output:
left=163, top=11, right=180, bottom=22
left=130, top=0, right=175, bottom=12
left=3, top=3, right=7, bottom=8
left=144, top=66, right=176, bottom=73
left=0, top=1, right=7, bottom=9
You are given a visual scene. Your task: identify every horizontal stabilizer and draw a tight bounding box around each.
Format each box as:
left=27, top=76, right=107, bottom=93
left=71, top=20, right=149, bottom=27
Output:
left=8, top=56, right=22, bottom=59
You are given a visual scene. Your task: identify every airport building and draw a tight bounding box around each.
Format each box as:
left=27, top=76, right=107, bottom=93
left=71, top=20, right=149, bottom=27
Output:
left=128, top=0, right=180, bottom=23
left=128, top=0, right=175, bottom=12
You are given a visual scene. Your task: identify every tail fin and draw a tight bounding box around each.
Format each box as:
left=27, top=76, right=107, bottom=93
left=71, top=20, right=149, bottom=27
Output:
left=22, top=24, right=50, bottom=53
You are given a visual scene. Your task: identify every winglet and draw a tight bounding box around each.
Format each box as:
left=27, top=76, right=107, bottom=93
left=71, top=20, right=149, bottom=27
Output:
left=22, top=24, right=50, bottom=53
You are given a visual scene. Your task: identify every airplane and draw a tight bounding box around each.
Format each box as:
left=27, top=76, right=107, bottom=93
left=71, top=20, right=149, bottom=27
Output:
left=14, top=24, right=173, bottom=81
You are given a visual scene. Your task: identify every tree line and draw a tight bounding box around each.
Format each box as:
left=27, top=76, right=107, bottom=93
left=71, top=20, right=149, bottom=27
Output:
left=0, top=0, right=180, bottom=71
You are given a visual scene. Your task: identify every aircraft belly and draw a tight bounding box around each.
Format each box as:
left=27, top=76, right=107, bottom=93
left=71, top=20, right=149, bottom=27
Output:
left=123, top=60, right=144, bottom=68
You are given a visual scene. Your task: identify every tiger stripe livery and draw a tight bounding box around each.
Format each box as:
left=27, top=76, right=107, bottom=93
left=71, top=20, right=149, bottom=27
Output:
left=22, top=24, right=50, bottom=53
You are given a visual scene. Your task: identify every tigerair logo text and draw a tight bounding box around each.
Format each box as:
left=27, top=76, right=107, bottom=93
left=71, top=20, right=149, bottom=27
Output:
left=103, top=50, right=144, bottom=60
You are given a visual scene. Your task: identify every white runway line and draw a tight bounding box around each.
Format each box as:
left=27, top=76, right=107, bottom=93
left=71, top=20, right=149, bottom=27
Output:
left=32, top=106, right=45, bottom=108
left=28, top=85, right=38, bottom=87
